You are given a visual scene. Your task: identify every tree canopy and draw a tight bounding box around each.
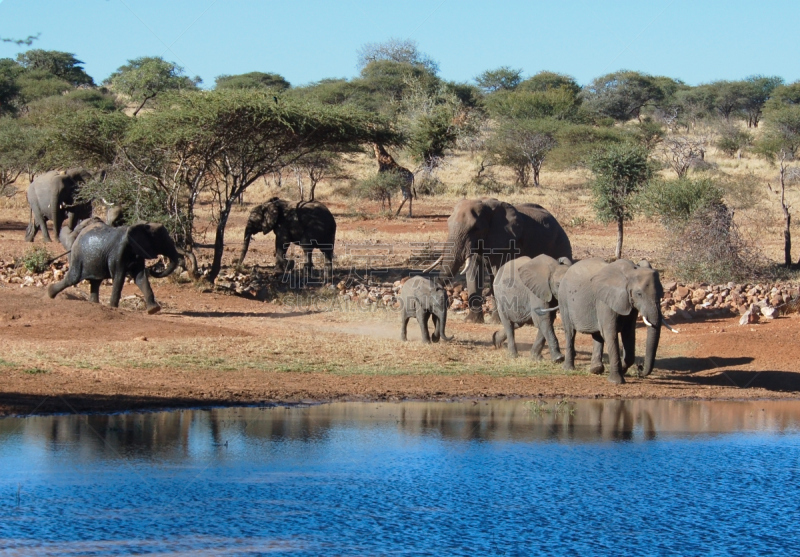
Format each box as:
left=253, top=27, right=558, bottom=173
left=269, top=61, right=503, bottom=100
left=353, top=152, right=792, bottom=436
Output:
left=214, top=72, right=290, bottom=91
left=106, top=56, right=200, bottom=115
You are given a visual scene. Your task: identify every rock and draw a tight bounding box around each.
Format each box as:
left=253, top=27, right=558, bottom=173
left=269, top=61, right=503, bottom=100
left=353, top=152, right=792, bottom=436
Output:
left=739, top=304, right=760, bottom=325
left=460, top=292, right=469, bottom=302
left=761, top=306, right=777, bottom=319
left=663, top=281, right=678, bottom=292
left=693, top=289, right=707, bottom=300
left=675, top=285, right=690, bottom=299
left=135, top=336, right=148, bottom=342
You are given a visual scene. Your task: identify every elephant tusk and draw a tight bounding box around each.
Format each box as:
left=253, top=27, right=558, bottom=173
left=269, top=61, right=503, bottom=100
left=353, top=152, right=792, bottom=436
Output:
left=460, top=256, right=472, bottom=276
left=642, top=316, right=655, bottom=328
left=422, top=254, right=443, bottom=274
left=662, top=319, right=680, bottom=334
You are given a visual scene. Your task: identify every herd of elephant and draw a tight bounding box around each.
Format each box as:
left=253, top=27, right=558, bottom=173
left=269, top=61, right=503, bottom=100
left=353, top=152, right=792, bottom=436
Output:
left=25, top=171, right=672, bottom=384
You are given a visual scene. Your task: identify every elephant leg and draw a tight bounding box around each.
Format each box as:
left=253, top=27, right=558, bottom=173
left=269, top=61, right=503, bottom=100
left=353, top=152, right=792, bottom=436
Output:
left=108, top=268, right=127, bottom=308
left=47, top=266, right=81, bottom=299
left=530, top=327, right=546, bottom=360
left=89, top=280, right=102, bottom=304
left=589, top=332, right=605, bottom=375
left=620, top=318, right=637, bottom=375
left=561, top=310, right=577, bottom=371
left=303, top=248, right=313, bottom=269
left=603, top=326, right=625, bottom=384
left=431, top=314, right=440, bottom=343
left=400, top=312, right=410, bottom=341
left=134, top=269, right=161, bottom=314
left=417, top=307, right=431, bottom=343
left=35, top=211, right=52, bottom=242
left=274, top=240, right=289, bottom=271
left=323, top=249, right=334, bottom=283
left=464, top=255, right=484, bottom=324
left=498, top=311, right=518, bottom=358
left=492, top=328, right=507, bottom=349
left=408, top=195, right=412, bottom=218
left=535, top=310, right=564, bottom=363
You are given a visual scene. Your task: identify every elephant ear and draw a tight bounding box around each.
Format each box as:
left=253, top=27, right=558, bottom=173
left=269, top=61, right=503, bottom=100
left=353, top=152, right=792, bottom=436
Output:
left=592, top=265, right=632, bottom=315
left=488, top=202, right=523, bottom=250
left=261, top=201, right=282, bottom=232
left=127, top=223, right=159, bottom=260
left=517, top=257, right=556, bottom=302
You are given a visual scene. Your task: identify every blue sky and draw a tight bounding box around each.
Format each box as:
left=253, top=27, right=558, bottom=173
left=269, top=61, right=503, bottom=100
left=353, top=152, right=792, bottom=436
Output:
left=0, top=0, right=798, bottom=88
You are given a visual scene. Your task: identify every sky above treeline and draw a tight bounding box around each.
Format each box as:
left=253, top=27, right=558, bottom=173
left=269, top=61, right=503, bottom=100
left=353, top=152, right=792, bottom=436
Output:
left=0, top=0, right=798, bottom=88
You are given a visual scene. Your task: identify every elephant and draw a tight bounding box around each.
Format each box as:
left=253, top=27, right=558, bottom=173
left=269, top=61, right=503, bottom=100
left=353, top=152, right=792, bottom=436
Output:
left=557, top=258, right=665, bottom=384
left=423, top=198, right=572, bottom=323
left=25, top=169, right=94, bottom=249
left=47, top=219, right=196, bottom=314
left=492, top=254, right=572, bottom=360
left=238, top=197, right=336, bottom=278
left=399, top=276, right=453, bottom=343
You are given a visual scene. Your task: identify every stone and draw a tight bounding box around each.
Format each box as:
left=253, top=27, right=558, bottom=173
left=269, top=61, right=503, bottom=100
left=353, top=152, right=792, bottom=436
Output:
left=675, top=286, right=690, bottom=299
left=663, top=281, right=677, bottom=292
left=761, top=306, right=777, bottom=319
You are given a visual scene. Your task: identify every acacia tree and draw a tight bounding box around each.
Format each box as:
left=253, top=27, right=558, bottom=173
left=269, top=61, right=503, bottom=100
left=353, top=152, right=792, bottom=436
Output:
left=475, top=67, right=522, bottom=93
left=107, top=57, right=199, bottom=115
left=590, top=143, right=653, bottom=259
left=487, top=118, right=559, bottom=187
left=581, top=71, right=665, bottom=122
left=16, top=49, right=94, bottom=86
left=356, top=38, right=438, bottom=74
left=757, top=103, right=800, bottom=267
left=215, top=72, right=290, bottom=91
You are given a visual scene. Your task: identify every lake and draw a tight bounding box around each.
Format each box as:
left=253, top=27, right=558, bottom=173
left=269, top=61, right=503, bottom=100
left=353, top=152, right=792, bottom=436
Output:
left=2, top=399, right=800, bottom=555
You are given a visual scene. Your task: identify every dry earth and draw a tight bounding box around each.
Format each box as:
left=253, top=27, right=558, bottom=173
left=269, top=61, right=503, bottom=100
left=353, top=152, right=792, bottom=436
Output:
left=1, top=206, right=799, bottom=417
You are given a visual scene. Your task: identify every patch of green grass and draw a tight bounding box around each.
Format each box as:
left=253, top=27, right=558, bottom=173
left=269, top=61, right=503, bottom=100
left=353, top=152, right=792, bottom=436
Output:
left=0, top=358, right=16, bottom=367
left=22, top=367, right=49, bottom=375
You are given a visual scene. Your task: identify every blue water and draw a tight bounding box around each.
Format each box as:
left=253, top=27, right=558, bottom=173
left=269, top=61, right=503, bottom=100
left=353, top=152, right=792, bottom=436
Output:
left=1, top=400, right=800, bottom=555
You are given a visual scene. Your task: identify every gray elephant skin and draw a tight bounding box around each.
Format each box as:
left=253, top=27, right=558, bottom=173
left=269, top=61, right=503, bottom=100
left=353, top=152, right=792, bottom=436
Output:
left=558, top=258, right=664, bottom=384
left=492, top=254, right=572, bottom=361
left=238, top=197, right=336, bottom=277
left=424, top=198, right=572, bottom=322
left=399, top=276, right=453, bottom=344
left=25, top=169, right=94, bottom=248
left=48, top=218, right=195, bottom=314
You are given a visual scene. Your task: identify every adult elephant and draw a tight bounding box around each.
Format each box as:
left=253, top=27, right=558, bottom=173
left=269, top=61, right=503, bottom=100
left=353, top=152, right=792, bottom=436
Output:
left=423, top=198, right=572, bottom=322
left=25, top=168, right=94, bottom=249
left=492, top=254, right=572, bottom=361
left=558, top=258, right=667, bottom=384
left=48, top=219, right=196, bottom=314
left=238, top=197, right=336, bottom=277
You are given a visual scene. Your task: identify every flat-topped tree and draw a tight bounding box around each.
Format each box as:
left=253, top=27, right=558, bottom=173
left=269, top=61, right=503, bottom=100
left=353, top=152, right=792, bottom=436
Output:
left=106, top=57, right=200, bottom=116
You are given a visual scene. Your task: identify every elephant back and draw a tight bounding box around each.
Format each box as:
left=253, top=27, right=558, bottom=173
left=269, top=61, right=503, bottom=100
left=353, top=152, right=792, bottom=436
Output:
left=295, top=201, right=336, bottom=242
left=515, top=204, right=572, bottom=261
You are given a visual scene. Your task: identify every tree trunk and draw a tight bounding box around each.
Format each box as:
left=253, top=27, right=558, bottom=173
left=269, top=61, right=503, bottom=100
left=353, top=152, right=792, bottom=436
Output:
left=208, top=201, right=233, bottom=283
left=615, top=217, right=624, bottom=260
left=779, top=153, right=793, bottom=268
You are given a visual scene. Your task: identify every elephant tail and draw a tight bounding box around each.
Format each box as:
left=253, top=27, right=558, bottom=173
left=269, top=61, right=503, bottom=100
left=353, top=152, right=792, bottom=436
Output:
left=533, top=306, right=559, bottom=316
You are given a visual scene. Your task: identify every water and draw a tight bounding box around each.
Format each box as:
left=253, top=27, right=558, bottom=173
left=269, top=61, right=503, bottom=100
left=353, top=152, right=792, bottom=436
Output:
left=2, top=400, right=800, bottom=555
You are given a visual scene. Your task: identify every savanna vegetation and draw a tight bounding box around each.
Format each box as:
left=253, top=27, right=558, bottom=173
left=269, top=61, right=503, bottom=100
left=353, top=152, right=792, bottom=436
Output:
left=1, top=39, right=799, bottom=284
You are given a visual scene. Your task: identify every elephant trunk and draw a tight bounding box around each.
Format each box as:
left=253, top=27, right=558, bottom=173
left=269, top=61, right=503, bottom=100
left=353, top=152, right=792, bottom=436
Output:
left=238, top=228, right=254, bottom=266
left=640, top=311, right=661, bottom=377
left=148, top=253, right=179, bottom=279
left=177, top=247, right=198, bottom=279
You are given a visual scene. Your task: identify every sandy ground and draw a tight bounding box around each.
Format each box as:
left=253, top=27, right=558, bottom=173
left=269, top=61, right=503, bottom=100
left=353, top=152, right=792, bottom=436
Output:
left=1, top=198, right=799, bottom=417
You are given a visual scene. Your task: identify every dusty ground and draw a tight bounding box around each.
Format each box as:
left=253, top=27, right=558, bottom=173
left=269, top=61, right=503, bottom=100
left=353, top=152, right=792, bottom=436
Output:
left=1, top=154, right=799, bottom=416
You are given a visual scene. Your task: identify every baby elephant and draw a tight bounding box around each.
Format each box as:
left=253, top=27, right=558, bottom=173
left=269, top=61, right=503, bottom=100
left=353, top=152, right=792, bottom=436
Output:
left=399, top=276, right=453, bottom=343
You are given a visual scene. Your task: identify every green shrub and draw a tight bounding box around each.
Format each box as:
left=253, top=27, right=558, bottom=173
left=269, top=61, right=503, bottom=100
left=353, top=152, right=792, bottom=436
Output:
left=638, top=176, right=724, bottom=227
left=716, top=126, right=752, bottom=157
left=352, top=172, right=408, bottom=211
left=21, top=245, right=51, bottom=274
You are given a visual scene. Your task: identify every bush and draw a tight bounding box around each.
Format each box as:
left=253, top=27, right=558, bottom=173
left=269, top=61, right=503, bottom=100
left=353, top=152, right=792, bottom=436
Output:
left=21, top=245, right=51, bottom=274
left=666, top=203, right=762, bottom=283
left=716, top=125, right=752, bottom=157
left=639, top=176, right=724, bottom=227
left=352, top=172, right=408, bottom=211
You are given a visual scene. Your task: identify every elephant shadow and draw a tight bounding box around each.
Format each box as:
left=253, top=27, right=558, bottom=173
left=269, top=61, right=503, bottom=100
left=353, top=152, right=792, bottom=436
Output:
left=178, top=310, right=315, bottom=319
left=653, top=355, right=800, bottom=393
left=656, top=356, right=754, bottom=373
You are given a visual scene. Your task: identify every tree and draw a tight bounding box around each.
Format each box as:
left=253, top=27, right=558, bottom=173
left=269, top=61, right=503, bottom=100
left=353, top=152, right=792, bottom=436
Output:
left=356, top=38, right=438, bottom=74
left=738, top=75, right=783, bottom=127
left=475, top=67, right=522, bottom=93
left=757, top=103, right=800, bottom=267
left=215, top=72, right=290, bottom=91
left=659, top=133, right=709, bottom=178
left=16, top=49, right=94, bottom=86
left=0, top=59, right=23, bottom=114
left=484, top=88, right=581, bottom=121
left=486, top=118, right=559, bottom=187
left=15, top=69, right=72, bottom=102
left=589, top=143, right=653, bottom=259
left=581, top=70, right=665, bottom=122
left=518, top=71, right=581, bottom=98
left=106, top=57, right=200, bottom=115
left=0, top=117, right=40, bottom=195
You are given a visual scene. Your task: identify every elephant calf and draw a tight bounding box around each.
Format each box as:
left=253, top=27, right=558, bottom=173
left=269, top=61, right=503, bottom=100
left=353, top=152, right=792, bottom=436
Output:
left=492, top=255, right=572, bottom=360
left=399, top=276, right=453, bottom=344
left=48, top=219, right=195, bottom=314
left=238, top=197, right=336, bottom=279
